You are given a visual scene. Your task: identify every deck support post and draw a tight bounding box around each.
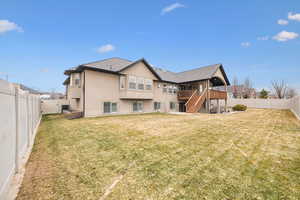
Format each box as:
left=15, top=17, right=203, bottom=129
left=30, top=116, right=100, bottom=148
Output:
left=217, top=99, right=220, bottom=113
left=206, top=80, right=210, bottom=113
left=225, top=99, right=227, bottom=113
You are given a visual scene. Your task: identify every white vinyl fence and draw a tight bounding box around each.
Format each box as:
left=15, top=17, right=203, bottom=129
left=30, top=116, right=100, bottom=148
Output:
left=227, top=96, right=300, bottom=119
left=227, top=98, right=290, bottom=109
left=290, top=96, right=300, bottom=120
left=0, top=80, right=41, bottom=200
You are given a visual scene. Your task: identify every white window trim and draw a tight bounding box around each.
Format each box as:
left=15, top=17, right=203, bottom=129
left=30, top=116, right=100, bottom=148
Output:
left=128, top=75, right=137, bottom=90
left=154, top=102, right=161, bottom=111
left=103, top=102, right=118, bottom=114
left=70, top=74, right=73, bottom=86
left=145, top=79, right=153, bottom=90
left=120, top=76, right=126, bottom=90
left=132, top=101, right=143, bottom=112
left=137, top=77, right=145, bottom=90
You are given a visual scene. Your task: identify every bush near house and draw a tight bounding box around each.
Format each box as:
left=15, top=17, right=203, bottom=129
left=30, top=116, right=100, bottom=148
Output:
left=232, top=104, right=247, bottom=111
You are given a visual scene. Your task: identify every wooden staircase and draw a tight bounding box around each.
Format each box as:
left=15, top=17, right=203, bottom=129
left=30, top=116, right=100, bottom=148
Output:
left=185, top=88, right=208, bottom=113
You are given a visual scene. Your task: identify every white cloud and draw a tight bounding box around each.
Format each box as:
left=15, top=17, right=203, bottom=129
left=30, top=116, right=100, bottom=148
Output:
left=288, top=12, right=300, bottom=21
left=0, top=20, right=23, bottom=34
left=40, top=68, right=49, bottom=73
left=97, top=44, right=115, bottom=53
left=273, top=31, right=299, bottom=42
left=278, top=19, right=289, bottom=25
left=161, top=3, right=185, bottom=15
left=257, top=36, right=269, bottom=41
left=241, top=42, right=251, bottom=47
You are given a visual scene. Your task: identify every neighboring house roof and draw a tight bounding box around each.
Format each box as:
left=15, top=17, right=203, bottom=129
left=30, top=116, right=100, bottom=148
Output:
left=14, top=83, right=42, bottom=94
left=64, top=57, right=230, bottom=85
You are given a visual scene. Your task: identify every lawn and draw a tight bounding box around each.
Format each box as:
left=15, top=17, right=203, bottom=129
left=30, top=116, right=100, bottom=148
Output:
left=17, top=109, right=300, bottom=200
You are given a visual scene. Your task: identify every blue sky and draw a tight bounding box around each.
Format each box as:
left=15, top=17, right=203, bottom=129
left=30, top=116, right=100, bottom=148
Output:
left=1, top=0, right=300, bottom=93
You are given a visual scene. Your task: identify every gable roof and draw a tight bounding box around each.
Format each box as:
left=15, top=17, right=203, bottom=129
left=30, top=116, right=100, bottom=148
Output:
left=64, top=57, right=230, bottom=85
left=118, top=58, right=162, bottom=80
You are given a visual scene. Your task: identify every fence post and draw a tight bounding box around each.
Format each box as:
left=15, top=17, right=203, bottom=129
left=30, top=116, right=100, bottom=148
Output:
left=14, top=87, right=19, bottom=173
left=26, top=94, right=30, bottom=147
left=30, top=96, right=33, bottom=136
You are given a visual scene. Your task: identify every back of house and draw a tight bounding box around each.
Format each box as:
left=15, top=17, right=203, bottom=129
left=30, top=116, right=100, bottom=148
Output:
left=63, top=57, right=230, bottom=117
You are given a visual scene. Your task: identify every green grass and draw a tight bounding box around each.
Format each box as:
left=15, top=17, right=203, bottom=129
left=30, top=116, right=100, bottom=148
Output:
left=17, top=109, right=300, bottom=200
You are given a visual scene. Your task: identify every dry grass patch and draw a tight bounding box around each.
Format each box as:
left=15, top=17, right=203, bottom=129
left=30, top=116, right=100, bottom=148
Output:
left=17, top=109, right=300, bottom=200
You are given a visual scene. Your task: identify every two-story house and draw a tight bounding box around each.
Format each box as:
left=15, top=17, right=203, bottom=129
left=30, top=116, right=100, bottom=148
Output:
left=63, top=57, right=230, bottom=117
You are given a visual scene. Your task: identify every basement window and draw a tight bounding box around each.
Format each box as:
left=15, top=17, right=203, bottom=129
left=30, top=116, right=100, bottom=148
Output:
left=133, top=101, right=143, bottom=112
left=170, top=102, right=176, bottom=110
left=154, top=102, right=161, bottom=111
left=103, top=102, right=118, bottom=113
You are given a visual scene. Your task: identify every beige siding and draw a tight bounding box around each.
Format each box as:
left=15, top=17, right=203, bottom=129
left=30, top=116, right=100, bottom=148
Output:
left=121, top=62, right=158, bottom=80
left=84, top=70, right=120, bottom=117
left=83, top=65, right=179, bottom=117
left=66, top=72, right=84, bottom=111
left=213, top=68, right=226, bottom=85
left=153, top=82, right=179, bottom=112
left=66, top=62, right=183, bottom=117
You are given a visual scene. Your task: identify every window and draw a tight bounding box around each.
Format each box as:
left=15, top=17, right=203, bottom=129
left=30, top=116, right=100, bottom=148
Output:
left=120, top=76, right=126, bottom=90
left=145, top=79, right=152, bottom=90
left=133, top=101, right=143, bottom=112
left=137, top=77, right=144, bottom=90
left=199, top=85, right=203, bottom=92
left=168, top=85, right=173, bottom=94
left=129, top=76, right=136, bottom=89
left=103, top=102, right=118, bottom=113
left=74, top=73, right=81, bottom=87
left=163, top=84, right=167, bottom=93
left=75, top=79, right=80, bottom=87
left=154, top=102, right=161, bottom=111
left=173, top=86, right=178, bottom=94
left=170, top=102, right=176, bottom=110
left=103, top=102, right=111, bottom=113
left=111, top=103, right=117, bottom=113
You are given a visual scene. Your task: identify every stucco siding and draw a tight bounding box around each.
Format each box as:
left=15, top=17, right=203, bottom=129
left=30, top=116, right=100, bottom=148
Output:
left=84, top=70, right=120, bottom=117
left=153, top=81, right=178, bottom=112
left=121, top=62, right=158, bottom=80
left=83, top=69, right=179, bottom=117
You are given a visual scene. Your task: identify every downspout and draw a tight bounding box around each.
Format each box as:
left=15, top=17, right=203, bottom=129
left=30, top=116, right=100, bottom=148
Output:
left=83, top=71, right=86, bottom=117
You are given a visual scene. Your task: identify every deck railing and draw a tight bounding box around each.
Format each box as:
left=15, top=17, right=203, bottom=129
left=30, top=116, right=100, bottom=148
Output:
left=209, top=89, right=227, bottom=99
left=177, top=90, right=194, bottom=100
left=178, top=89, right=227, bottom=100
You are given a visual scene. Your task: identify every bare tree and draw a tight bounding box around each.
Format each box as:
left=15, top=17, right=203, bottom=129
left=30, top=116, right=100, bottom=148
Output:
left=232, top=77, right=239, bottom=98
left=286, top=87, right=297, bottom=98
left=271, top=80, right=287, bottom=99
left=243, top=77, right=253, bottom=98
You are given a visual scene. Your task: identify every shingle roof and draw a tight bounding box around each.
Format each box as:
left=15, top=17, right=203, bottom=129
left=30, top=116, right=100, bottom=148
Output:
left=64, top=57, right=229, bottom=85
left=175, top=64, right=221, bottom=83
left=83, top=57, right=132, bottom=72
